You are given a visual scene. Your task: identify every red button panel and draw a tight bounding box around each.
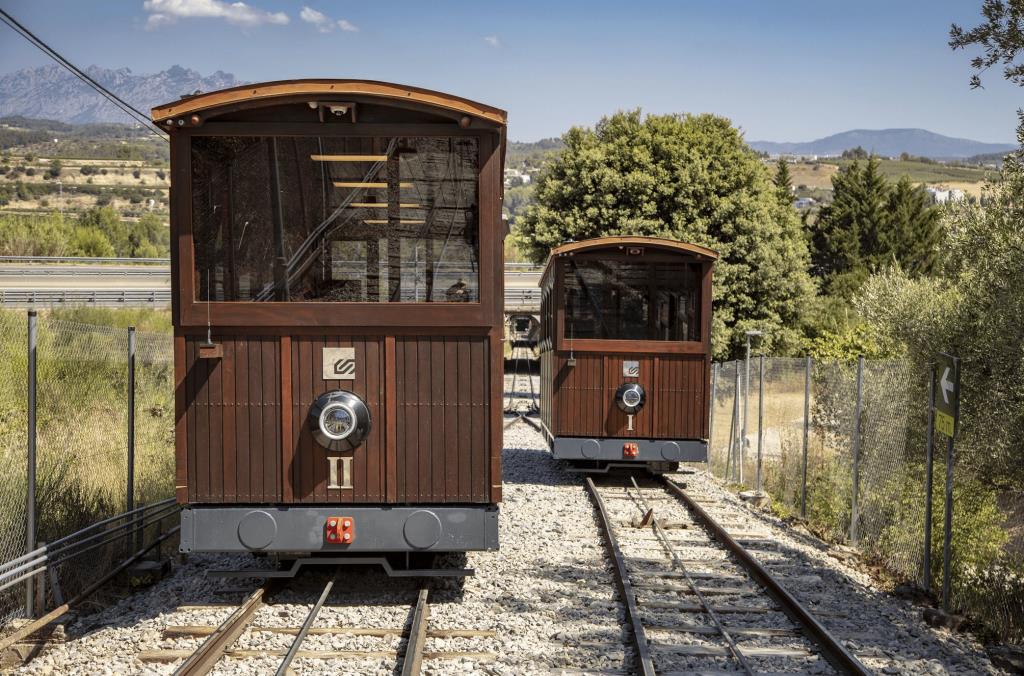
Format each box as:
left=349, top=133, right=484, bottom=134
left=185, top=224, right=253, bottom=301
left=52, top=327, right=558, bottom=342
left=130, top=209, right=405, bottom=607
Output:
left=325, top=516, right=355, bottom=544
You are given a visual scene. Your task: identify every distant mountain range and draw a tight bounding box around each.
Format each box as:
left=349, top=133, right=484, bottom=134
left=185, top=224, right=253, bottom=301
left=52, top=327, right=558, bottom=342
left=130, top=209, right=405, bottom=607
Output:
left=0, top=64, right=242, bottom=124
left=749, top=128, right=1015, bottom=160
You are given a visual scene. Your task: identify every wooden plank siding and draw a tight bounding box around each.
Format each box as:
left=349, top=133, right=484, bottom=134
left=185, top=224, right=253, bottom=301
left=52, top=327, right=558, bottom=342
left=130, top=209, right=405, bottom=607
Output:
left=541, top=351, right=707, bottom=440
left=179, top=332, right=491, bottom=504
left=181, top=335, right=283, bottom=503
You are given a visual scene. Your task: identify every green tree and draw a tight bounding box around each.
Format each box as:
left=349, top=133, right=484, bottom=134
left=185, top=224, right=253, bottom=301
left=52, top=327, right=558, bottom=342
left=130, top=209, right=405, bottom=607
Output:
left=68, top=226, right=115, bottom=258
left=950, top=0, right=1024, bottom=89
left=78, top=206, right=128, bottom=256
left=810, top=157, right=890, bottom=297
left=884, top=177, right=941, bottom=276
left=46, top=158, right=62, bottom=180
left=774, top=158, right=793, bottom=203
left=512, top=110, right=815, bottom=358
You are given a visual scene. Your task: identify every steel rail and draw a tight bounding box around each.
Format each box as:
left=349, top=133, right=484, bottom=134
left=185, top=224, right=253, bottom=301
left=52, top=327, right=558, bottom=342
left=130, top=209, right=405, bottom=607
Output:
left=628, top=476, right=755, bottom=675
left=175, top=585, right=268, bottom=676
left=400, top=585, right=430, bottom=676
left=274, top=574, right=336, bottom=676
left=662, top=477, right=872, bottom=676
left=584, top=477, right=656, bottom=676
left=0, top=525, right=180, bottom=653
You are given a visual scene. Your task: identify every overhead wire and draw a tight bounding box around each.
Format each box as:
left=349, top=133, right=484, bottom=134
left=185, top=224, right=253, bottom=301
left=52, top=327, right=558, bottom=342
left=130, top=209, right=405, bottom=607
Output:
left=0, top=8, right=169, bottom=141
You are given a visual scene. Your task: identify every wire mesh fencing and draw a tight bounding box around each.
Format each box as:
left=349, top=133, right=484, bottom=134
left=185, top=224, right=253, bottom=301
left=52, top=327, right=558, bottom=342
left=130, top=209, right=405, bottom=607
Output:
left=0, top=312, right=175, bottom=627
left=710, top=355, right=1024, bottom=642
left=0, top=313, right=28, bottom=623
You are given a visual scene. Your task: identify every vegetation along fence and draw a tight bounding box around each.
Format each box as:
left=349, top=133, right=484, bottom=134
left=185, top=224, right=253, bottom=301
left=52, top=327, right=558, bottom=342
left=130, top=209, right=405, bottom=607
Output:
left=0, top=311, right=177, bottom=627
left=709, top=356, right=1024, bottom=642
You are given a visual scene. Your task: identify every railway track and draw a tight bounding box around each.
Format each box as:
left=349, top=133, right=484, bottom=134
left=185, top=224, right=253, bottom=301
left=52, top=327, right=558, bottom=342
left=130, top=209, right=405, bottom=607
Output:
left=587, top=474, right=871, bottom=675
left=503, top=344, right=538, bottom=415
left=138, top=571, right=496, bottom=674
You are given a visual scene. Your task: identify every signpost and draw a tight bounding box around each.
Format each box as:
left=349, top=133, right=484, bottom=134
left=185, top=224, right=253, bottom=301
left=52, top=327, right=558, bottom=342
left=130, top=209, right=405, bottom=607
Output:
left=934, top=353, right=959, bottom=440
left=930, top=353, right=960, bottom=613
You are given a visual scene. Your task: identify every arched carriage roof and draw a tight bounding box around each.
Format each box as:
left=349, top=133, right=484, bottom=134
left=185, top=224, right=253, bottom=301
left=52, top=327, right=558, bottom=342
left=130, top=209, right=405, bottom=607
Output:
left=549, top=236, right=718, bottom=260
left=541, top=236, right=718, bottom=284
left=150, top=79, right=507, bottom=126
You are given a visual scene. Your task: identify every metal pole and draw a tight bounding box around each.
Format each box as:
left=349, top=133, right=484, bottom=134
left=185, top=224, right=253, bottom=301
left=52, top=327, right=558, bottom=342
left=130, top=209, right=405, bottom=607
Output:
left=708, top=363, right=718, bottom=476
left=942, top=436, right=954, bottom=611
left=732, top=365, right=741, bottom=483
left=26, top=310, right=37, bottom=618
left=801, top=356, right=811, bottom=518
left=127, top=326, right=135, bottom=515
left=923, top=369, right=935, bottom=591
left=756, top=354, right=765, bottom=495
left=850, top=355, right=864, bottom=545
left=742, top=337, right=750, bottom=484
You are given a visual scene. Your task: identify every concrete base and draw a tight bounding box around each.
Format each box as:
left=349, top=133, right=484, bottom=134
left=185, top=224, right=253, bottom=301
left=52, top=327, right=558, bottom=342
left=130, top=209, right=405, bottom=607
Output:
left=123, top=559, right=172, bottom=590
left=923, top=608, right=965, bottom=631
left=551, top=436, right=707, bottom=463
left=180, top=504, right=499, bottom=554
left=739, top=491, right=770, bottom=508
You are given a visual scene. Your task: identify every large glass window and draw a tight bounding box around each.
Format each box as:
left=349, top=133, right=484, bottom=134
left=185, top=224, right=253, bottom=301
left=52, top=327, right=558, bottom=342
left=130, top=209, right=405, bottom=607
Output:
left=190, top=135, right=479, bottom=302
left=563, top=259, right=701, bottom=341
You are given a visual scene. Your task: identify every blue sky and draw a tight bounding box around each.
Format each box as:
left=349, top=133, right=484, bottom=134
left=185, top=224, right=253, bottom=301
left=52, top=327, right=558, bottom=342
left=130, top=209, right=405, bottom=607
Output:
left=0, top=0, right=1018, bottom=142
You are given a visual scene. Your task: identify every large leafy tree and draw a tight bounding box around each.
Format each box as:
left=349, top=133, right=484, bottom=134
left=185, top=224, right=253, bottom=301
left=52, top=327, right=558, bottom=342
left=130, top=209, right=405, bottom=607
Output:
left=810, top=157, right=939, bottom=298
left=513, top=110, right=815, bottom=358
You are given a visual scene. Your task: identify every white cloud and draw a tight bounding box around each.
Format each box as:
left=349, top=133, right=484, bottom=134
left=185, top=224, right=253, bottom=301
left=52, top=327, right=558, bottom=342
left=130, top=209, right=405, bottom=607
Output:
left=297, top=6, right=358, bottom=33
left=143, top=0, right=289, bottom=30
left=483, top=35, right=500, bottom=47
left=300, top=6, right=332, bottom=32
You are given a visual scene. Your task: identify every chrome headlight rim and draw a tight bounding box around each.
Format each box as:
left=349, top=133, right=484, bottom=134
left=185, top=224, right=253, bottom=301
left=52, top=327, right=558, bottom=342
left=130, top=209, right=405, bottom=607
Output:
left=318, top=401, right=358, bottom=441
left=615, top=382, right=647, bottom=414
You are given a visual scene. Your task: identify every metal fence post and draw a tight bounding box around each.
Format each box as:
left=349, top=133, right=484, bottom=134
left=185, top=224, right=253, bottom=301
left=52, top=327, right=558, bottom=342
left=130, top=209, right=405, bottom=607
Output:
left=708, top=363, right=718, bottom=476
left=801, top=356, right=811, bottom=518
left=923, top=368, right=935, bottom=591
left=742, top=346, right=750, bottom=485
left=26, top=310, right=37, bottom=618
left=850, top=355, right=864, bottom=545
left=127, top=326, right=136, bottom=515
left=731, top=365, right=741, bottom=483
left=942, top=436, right=955, bottom=611
left=756, top=354, right=765, bottom=495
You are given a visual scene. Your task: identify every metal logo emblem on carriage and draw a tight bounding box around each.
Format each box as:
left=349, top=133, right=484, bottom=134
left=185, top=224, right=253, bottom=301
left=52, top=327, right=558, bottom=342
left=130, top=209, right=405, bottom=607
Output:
left=322, top=347, right=356, bottom=380
left=622, top=360, right=640, bottom=377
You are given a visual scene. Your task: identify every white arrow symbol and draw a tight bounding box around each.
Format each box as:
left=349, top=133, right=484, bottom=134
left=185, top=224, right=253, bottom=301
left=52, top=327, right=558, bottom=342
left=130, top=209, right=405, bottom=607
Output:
left=939, top=367, right=954, bottom=406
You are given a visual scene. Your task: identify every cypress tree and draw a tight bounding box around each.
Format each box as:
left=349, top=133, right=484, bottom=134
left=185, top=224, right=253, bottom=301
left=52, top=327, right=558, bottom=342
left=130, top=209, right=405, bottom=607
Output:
left=774, top=157, right=793, bottom=204
left=884, top=176, right=941, bottom=276
left=811, top=157, right=940, bottom=297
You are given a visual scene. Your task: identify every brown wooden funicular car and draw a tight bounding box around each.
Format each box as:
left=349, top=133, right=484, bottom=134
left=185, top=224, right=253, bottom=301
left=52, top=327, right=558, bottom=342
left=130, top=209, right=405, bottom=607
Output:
left=154, top=80, right=506, bottom=575
left=538, top=237, right=717, bottom=473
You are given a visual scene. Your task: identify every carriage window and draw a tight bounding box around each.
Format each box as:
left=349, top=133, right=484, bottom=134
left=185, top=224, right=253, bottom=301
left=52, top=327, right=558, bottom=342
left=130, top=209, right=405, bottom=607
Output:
left=563, top=259, right=701, bottom=341
left=190, top=135, right=479, bottom=302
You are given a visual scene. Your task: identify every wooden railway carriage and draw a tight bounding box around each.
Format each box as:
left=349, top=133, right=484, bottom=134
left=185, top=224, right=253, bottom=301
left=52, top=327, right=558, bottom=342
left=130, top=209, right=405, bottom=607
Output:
left=154, top=81, right=505, bottom=563
left=538, top=237, right=717, bottom=472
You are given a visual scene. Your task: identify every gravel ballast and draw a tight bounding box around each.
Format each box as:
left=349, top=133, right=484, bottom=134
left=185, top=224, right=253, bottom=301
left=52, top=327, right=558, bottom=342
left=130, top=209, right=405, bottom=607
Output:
left=12, top=420, right=1008, bottom=674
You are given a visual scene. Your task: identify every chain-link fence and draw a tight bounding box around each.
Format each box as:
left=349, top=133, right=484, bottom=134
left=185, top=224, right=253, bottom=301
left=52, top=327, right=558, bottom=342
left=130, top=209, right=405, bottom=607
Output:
left=0, top=312, right=175, bottom=627
left=710, top=356, right=1024, bottom=642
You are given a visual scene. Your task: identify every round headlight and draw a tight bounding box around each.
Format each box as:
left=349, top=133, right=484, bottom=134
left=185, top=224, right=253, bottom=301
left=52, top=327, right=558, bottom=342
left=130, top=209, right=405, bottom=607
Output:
left=309, top=390, right=371, bottom=451
left=622, top=388, right=642, bottom=409
left=319, top=402, right=356, bottom=440
left=615, top=383, right=646, bottom=414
